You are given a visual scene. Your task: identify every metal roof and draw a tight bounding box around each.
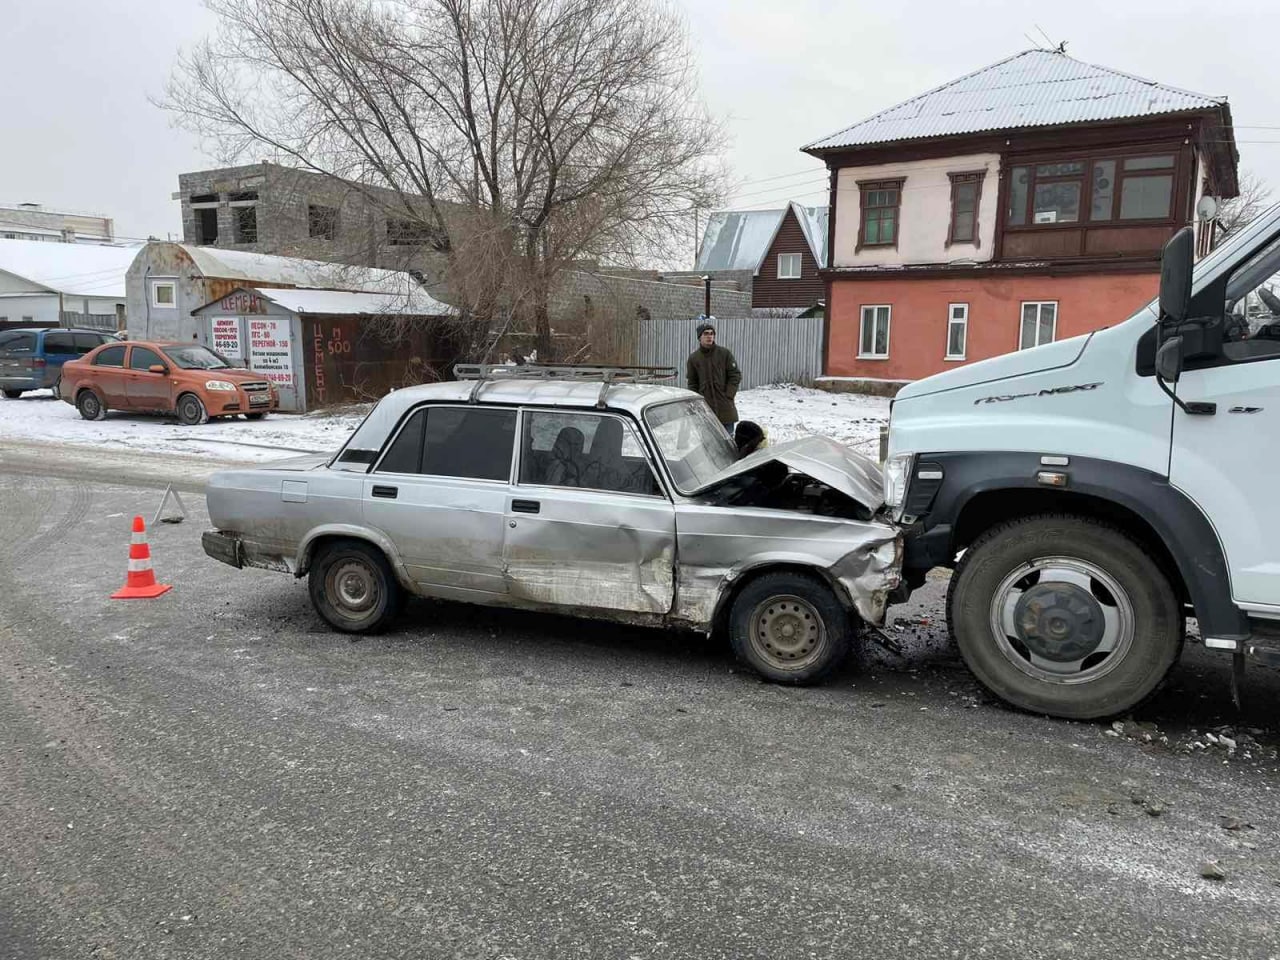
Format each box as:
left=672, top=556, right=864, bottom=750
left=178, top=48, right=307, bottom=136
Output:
left=695, top=202, right=828, bottom=273
left=248, top=287, right=455, bottom=316
left=175, top=244, right=410, bottom=292
left=805, top=49, right=1228, bottom=152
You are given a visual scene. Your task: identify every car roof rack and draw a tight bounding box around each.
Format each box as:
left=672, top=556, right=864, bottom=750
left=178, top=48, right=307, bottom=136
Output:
left=454, top=363, right=678, bottom=407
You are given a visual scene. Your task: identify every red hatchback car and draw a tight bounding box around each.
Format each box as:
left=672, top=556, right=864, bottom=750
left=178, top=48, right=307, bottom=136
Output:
left=61, top=340, right=279, bottom=424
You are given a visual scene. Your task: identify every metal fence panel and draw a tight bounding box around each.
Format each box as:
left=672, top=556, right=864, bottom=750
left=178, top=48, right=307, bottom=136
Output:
left=635, top=316, right=822, bottom=389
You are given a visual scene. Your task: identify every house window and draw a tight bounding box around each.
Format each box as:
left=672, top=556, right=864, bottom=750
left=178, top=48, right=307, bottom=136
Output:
left=308, top=204, right=338, bottom=240
left=388, top=218, right=442, bottom=246
left=859, top=305, right=891, bottom=359
left=946, top=303, right=968, bottom=360
left=948, top=173, right=984, bottom=245
left=1008, top=154, right=1177, bottom=226
left=777, top=253, right=802, bottom=279
left=195, top=207, right=218, bottom=244
left=234, top=206, right=257, bottom=243
left=1019, top=301, right=1057, bottom=349
left=150, top=281, right=176, bottom=308
left=857, top=180, right=903, bottom=249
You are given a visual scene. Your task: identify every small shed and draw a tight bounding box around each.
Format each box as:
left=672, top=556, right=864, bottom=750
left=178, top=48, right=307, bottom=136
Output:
left=192, top=286, right=457, bottom=412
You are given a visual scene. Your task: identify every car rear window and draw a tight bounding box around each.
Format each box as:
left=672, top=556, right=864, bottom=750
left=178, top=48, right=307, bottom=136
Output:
left=43, top=331, right=76, bottom=354
left=93, top=345, right=126, bottom=367
left=0, top=331, right=36, bottom=353
left=375, top=405, right=516, bottom=481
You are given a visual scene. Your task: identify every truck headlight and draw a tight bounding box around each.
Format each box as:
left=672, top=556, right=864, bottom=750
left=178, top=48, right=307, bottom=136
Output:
left=205, top=380, right=237, bottom=391
left=883, top=453, right=914, bottom=516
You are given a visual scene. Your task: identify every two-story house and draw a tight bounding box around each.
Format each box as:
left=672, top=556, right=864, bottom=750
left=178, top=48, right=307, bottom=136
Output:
left=803, top=49, right=1240, bottom=382
left=694, top=201, right=828, bottom=311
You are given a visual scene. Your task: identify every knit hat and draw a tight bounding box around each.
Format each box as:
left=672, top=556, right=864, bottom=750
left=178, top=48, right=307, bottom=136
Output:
left=696, top=321, right=716, bottom=338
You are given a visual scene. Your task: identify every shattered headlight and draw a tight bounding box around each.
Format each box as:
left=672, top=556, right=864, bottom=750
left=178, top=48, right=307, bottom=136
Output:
left=882, top=453, right=914, bottom=519
left=205, top=380, right=237, bottom=391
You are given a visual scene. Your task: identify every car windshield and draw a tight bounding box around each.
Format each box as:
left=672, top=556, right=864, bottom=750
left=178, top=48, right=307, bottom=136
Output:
left=164, top=345, right=233, bottom=370
left=644, top=398, right=737, bottom=494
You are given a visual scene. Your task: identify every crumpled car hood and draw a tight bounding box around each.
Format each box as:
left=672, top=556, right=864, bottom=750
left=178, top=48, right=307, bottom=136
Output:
left=693, top=435, right=885, bottom=511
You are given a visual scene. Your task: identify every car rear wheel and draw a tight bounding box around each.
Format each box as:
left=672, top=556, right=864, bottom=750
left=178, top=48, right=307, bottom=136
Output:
left=2, top=389, right=22, bottom=399
left=76, top=389, right=106, bottom=421
left=947, top=514, right=1182, bottom=720
left=309, top=540, right=400, bottom=634
left=176, top=393, right=209, bottom=426
left=50, top=375, right=62, bottom=400
left=728, top=571, right=851, bottom=684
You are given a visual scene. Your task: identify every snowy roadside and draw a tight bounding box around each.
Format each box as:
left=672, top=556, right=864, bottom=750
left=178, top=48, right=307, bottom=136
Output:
left=0, top=384, right=889, bottom=464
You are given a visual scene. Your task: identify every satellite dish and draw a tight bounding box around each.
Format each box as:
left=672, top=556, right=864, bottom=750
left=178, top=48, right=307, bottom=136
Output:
left=1197, top=195, right=1220, bottom=221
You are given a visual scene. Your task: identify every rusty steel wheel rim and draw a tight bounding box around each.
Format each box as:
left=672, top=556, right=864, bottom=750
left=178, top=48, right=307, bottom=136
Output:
left=327, top=559, right=380, bottom=621
left=749, top=594, right=827, bottom=671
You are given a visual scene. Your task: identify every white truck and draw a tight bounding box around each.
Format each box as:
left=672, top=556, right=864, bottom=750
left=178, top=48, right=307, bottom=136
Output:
left=884, top=205, right=1280, bottom=719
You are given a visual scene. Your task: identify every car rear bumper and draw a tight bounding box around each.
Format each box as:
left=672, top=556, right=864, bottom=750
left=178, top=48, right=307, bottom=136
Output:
left=202, top=530, right=243, bottom=568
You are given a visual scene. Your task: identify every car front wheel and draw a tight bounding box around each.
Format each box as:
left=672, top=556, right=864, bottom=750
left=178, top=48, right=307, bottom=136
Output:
left=309, top=540, right=401, bottom=634
left=176, top=393, right=209, bottom=426
left=728, top=571, right=851, bottom=684
left=76, top=389, right=106, bottom=421
left=947, top=514, right=1182, bottom=720
left=2, top=389, right=22, bottom=399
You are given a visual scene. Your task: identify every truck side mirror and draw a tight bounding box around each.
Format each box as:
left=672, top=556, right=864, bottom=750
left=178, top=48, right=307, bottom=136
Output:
left=1156, top=336, right=1184, bottom=383
left=1159, top=227, right=1195, bottom=324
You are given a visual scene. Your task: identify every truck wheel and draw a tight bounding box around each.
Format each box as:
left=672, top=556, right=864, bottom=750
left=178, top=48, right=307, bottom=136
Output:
left=176, top=393, right=208, bottom=426
left=728, top=571, right=850, bottom=684
left=76, top=389, right=107, bottom=421
left=309, top=540, right=400, bottom=634
left=947, top=514, right=1181, bottom=720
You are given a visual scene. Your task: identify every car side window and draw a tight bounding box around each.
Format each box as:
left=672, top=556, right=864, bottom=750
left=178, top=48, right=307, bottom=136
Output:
left=93, top=345, right=126, bottom=367
left=519, top=410, right=662, bottom=496
left=129, top=347, right=165, bottom=371
left=0, top=331, right=36, bottom=353
left=43, top=332, right=75, bottom=355
left=376, top=405, right=517, bottom=481
left=73, top=333, right=104, bottom=353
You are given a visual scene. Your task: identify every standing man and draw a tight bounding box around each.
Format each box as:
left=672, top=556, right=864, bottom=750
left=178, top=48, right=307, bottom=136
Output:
left=686, top=319, right=742, bottom=432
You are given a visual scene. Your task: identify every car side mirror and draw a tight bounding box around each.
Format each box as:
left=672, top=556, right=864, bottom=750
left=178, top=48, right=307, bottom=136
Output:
left=1159, top=227, right=1194, bottom=324
left=1155, top=336, right=1183, bottom=383
left=148, top=364, right=167, bottom=375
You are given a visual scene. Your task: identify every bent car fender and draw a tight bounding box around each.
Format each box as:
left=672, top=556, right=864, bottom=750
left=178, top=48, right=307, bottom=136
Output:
left=296, top=523, right=415, bottom=590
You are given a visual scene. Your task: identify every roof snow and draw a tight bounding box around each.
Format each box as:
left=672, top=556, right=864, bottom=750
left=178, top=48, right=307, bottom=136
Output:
left=0, top=238, right=140, bottom=297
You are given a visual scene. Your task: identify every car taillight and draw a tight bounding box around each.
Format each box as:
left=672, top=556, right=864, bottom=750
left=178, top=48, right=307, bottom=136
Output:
left=32, top=358, right=46, bottom=368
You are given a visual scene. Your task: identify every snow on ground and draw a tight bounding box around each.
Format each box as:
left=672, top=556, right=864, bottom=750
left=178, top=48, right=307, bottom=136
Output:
left=0, top=384, right=890, bottom=463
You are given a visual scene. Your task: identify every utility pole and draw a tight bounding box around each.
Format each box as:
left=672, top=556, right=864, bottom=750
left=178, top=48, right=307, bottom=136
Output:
left=702, top=275, right=711, bottom=318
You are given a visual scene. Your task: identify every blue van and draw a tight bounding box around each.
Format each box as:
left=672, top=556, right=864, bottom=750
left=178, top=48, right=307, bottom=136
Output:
left=0, top=327, right=118, bottom=399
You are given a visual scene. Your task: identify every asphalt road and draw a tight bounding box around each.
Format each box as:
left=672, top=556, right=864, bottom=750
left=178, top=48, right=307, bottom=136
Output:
left=2, top=451, right=1278, bottom=959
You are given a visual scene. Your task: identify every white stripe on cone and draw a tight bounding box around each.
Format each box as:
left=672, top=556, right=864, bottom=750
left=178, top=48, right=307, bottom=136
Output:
left=128, top=559, right=153, bottom=572
left=131, top=532, right=147, bottom=545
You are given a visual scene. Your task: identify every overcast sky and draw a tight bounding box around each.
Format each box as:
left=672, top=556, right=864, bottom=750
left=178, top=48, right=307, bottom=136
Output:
left=3, top=0, right=1278, bottom=258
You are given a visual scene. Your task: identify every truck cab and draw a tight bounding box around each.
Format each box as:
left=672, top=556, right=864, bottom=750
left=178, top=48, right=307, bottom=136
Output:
left=885, top=203, right=1280, bottom=719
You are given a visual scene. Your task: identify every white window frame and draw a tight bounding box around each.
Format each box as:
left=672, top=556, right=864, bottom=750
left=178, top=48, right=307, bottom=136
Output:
left=150, top=279, right=177, bottom=309
left=777, top=252, right=802, bottom=280
left=945, top=303, right=968, bottom=360
left=1018, top=301, right=1058, bottom=350
left=858, top=304, right=891, bottom=359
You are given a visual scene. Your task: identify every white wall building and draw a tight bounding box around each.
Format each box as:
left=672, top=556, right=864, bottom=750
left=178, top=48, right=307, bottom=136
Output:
left=0, top=202, right=116, bottom=244
left=0, top=239, right=138, bottom=328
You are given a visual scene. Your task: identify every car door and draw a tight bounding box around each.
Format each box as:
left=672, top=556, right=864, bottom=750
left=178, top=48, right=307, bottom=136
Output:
left=503, top=409, right=675, bottom=614
left=362, top=403, right=517, bottom=598
left=1169, top=237, right=1280, bottom=607
left=40, top=330, right=78, bottom=388
left=0, top=330, right=38, bottom=391
left=88, top=343, right=129, bottom=405
left=124, top=345, right=174, bottom=411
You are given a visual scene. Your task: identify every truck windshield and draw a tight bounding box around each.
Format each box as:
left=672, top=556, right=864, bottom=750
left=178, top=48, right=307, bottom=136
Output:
left=644, top=398, right=737, bottom=494
left=164, top=345, right=233, bottom=370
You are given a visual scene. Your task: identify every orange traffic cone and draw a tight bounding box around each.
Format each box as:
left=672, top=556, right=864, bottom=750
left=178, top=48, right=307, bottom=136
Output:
left=111, top=515, right=172, bottom=600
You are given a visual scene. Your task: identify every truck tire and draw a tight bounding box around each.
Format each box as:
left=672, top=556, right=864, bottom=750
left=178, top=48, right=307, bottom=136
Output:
left=947, top=514, right=1181, bottom=720
left=309, top=540, right=400, bottom=635
left=728, top=571, right=851, bottom=685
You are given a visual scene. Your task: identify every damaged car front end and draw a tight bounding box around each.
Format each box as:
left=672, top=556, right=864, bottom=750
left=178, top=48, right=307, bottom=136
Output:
left=204, top=375, right=902, bottom=686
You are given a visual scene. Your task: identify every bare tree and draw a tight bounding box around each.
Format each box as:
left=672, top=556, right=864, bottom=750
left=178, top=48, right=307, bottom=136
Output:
left=1216, top=170, right=1273, bottom=240
left=162, top=0, right=726, bottom=359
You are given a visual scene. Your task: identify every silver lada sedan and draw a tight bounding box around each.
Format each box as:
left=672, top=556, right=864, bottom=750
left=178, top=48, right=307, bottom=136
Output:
left=203, top=366, right=902, bottom=685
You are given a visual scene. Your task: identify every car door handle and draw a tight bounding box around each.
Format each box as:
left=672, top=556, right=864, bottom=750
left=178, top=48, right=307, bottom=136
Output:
left=371, top=485, right=398, bottom=499
left=511, top=499, right=541, bottom=514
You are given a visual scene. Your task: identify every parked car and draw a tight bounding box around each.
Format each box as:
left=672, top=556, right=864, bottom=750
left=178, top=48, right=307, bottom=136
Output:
left=60, top=340, right=279, bottom=424
left=0, top=327, right=118, bottom=399
left=202, top=367, right=902, bottom=684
